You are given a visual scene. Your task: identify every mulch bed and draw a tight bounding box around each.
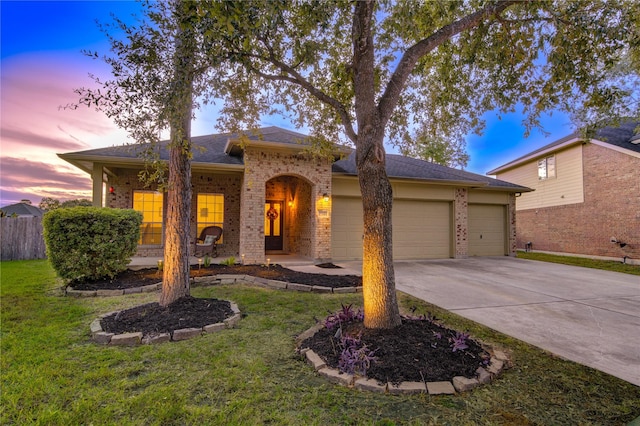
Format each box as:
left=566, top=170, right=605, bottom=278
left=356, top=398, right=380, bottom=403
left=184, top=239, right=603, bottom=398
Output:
left=82, top=263, right=488, bottom=384
left=70, top=264, right=361, bottom=291
left=100, top=296, right=233, bottom=335
left=302, top=317, right=490, bottom=384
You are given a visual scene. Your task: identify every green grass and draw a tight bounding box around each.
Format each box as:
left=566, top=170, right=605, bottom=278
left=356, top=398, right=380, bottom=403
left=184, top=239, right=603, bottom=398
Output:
left=517, top=251, right=640, bottom=275
left=2, top=260, right=639, bottom=425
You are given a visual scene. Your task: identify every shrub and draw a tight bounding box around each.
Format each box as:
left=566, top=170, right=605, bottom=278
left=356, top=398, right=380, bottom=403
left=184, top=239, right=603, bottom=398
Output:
left=43, top=207, right=142, bottom=282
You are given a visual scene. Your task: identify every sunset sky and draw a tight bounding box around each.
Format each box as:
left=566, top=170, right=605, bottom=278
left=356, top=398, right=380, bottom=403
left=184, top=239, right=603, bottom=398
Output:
left=0, top=1, right=574, bottom=207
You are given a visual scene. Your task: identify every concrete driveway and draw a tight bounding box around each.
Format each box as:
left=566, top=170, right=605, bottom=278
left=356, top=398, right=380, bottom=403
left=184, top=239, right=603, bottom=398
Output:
left=331, top=256, right=640, bottom=386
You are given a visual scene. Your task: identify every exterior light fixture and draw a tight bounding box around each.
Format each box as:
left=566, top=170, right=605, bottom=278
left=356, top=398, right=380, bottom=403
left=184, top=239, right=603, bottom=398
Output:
left=198, top=258, right=203, bottom=270
left=323, top=193, right=329, bottom=202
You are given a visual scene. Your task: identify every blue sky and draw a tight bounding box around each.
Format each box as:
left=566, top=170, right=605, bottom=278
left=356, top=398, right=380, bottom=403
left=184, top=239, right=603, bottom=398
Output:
left=1, top=1, right=575, bottom=206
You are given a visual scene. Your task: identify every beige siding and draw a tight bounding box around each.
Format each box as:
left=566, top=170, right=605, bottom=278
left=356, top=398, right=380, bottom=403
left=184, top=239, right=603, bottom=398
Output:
left=468, top=191, right=509, bottom=204
left=498, top=145, right=584, bottom=211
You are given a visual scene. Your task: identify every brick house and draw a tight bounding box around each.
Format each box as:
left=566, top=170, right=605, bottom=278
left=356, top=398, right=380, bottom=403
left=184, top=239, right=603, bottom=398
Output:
left=488, top=121, right=640, bottom=264
left=59, top=126, right=529, bottom=264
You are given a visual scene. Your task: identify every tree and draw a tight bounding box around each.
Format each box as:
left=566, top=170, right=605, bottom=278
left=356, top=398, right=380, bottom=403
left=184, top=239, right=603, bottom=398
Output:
left=73, top=0, right=211, bottom=306
left=194, top=0, right=638, bottom=328
left=39, top=197, right=61, bottom=211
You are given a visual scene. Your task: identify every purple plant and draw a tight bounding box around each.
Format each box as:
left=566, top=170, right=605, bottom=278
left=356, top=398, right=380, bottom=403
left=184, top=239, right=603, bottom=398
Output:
left=337, top=334, right=378, bottom=376
left=450, top=331, right=470, bottom=352
left=324, top=303, right=363, bottom=329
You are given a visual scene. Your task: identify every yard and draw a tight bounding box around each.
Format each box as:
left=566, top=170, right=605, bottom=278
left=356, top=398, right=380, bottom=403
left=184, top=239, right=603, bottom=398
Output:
left=2, top=260, right=639, bottom=425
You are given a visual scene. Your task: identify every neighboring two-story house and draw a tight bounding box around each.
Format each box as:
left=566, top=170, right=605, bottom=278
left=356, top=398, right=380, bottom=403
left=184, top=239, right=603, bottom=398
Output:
left=488, top=121, right=640, bottom=264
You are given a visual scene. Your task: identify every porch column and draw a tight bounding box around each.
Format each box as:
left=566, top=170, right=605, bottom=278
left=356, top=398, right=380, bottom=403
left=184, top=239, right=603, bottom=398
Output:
left=238, top=160, right=266, bottom=265
left=91, top=163, right=104, bottom=207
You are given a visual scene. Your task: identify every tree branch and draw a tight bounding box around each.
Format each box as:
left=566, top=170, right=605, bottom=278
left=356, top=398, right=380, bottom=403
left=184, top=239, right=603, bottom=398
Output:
left=250, top=36, right=358, bottom=143
left=378, top=0, right=519, bottom=127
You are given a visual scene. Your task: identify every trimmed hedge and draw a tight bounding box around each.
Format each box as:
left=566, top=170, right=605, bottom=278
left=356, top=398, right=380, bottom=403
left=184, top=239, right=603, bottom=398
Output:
left=43, top=207, right=142, bottom=282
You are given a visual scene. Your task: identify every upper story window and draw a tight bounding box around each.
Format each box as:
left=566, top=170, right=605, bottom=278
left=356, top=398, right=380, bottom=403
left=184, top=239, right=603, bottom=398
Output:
left=197, top=193, right=224, bottom=243
left=133, top=191, right=163, bottom=245
left=538, top=156, right=556, bottom=180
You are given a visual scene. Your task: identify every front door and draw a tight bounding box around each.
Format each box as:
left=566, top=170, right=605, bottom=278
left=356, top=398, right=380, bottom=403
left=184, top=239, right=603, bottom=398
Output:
left=265, top=201, right=283, bottom=251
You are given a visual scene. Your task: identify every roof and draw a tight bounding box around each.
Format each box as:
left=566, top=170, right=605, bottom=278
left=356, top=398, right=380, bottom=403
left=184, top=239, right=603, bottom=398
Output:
left=488, top=120, right=640, bottom=175
left=0, top=203, right=44, bottom=217
left=333, top=152, right=530, bottom=191
left=59, top=125, right=529, bottom=192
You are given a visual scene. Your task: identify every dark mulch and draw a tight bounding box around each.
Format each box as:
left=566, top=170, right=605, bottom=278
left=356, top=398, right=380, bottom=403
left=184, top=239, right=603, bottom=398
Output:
left=70, top=264, right=362, bottom=290
left=302, top=317, right=490, bottom=384
left=85, top=264, right=486, bottom=384
left=100, top=296, right=233, bottom=335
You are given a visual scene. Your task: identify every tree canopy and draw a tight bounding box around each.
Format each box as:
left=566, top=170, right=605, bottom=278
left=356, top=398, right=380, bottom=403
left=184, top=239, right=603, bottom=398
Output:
left=75, top=0, right=639, bottom=326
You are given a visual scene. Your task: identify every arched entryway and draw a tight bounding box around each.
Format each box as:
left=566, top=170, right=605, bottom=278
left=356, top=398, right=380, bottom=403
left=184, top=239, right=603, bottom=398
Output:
left=265, top=175, right=313, bottom=257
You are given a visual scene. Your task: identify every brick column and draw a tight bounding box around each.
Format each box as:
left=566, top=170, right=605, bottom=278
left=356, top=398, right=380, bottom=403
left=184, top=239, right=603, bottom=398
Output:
left=454, top=188, right=468, bottom=258
left=239, top=159, right=266, bottom=265
left=507, top=193, right=517, bottom=256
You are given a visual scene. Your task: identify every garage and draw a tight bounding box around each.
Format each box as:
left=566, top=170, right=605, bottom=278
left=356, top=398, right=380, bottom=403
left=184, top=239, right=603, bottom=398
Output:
left=468, top=204, right=506, bottom=256
left=331, top=197, right=452, bottom=260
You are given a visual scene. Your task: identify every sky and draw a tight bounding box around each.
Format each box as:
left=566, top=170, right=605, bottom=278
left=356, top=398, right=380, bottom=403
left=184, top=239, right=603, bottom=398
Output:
left=0, top=1, right=576, bottom=207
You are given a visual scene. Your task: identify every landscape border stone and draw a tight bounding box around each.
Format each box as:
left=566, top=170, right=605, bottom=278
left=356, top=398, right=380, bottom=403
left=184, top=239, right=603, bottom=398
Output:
left=90, top=299, right=241, bottom=346
left=296, top=324, right=510, bottom=395
left=67, top=271, right=362, bottom=298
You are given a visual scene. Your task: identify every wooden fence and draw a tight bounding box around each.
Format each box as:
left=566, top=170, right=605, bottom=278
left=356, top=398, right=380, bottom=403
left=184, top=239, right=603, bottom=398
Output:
left=0, top=216, right=47, bottom=261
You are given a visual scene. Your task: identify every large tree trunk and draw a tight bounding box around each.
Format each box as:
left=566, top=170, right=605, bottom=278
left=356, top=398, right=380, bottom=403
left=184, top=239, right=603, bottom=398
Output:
left=356, top=132, right=402, bottom=329
left=352, top=0, right=402, bottom=329
left=159, top=0, right=195, bottom=307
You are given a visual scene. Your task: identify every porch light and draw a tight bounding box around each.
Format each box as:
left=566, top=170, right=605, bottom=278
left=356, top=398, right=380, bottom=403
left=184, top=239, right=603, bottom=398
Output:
left=323, top=193, right=329, bottom=202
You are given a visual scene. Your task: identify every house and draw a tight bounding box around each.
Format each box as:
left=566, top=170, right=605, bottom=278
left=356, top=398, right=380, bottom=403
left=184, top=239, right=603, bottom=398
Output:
left=59, top=126, right=530, bottom=264
left=488, top=121, right=640, bottom=264
left=0, top=202, right=44, bottom=217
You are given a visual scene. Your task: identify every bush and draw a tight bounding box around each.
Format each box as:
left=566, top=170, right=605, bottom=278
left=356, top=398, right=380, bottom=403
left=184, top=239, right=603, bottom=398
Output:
left=43, top=207, right=142, bottom=282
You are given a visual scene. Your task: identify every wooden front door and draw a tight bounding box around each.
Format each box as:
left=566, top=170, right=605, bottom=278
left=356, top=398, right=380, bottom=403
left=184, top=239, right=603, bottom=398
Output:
left=265, top=201, right=283, bottom=251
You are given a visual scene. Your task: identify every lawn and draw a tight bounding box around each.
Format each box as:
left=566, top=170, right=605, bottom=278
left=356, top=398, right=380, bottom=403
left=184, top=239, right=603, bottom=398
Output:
left=2, top=260, right=639, bottom=425
left=517, top=251, right=640, bottom=275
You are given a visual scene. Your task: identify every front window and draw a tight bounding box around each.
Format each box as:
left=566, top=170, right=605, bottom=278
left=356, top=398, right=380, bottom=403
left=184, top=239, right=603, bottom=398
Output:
left=133, top=191, right=163, bottom=245
left=538, top=156, right=556, bottom=180
left=197, top=193, right=224, bottom=242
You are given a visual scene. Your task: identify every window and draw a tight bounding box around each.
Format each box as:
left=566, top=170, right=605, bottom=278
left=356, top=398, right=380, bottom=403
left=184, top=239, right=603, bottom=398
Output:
left=197, top=193, right=224, bottom=242
left=537, top=156, right=556, bottom=180
left=133, top=191, right=163, bottom=245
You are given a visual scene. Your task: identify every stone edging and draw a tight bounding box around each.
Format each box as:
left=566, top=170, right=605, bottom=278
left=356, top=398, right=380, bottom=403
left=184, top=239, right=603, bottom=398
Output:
left=90, top=300, right=242, bottom=346
left=66, top=274, right=362, bottom=298
left=296, top=323, right=511, bottom=395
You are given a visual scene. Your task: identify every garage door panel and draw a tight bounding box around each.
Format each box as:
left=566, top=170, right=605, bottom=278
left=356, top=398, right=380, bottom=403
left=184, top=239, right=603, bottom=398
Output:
left=332, top=198, right=452, bottom=260
left=468, top=204, right=506, bottom=256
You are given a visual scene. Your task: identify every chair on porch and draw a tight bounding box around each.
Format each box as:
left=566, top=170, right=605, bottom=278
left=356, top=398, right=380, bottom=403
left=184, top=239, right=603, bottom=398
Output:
left=194, top=226, right=223, bottom=258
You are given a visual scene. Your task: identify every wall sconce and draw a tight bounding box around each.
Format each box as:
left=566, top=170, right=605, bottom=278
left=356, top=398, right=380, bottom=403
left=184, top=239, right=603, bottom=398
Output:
left=288, top=200, right=294, bottom=207
left=323, top=193, right=330, bottom=202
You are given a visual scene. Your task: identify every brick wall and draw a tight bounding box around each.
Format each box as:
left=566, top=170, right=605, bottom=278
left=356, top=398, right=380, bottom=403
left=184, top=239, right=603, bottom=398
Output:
left=106, top=169, right=242, bottom=259
left=516, top=143, right=639, bottom=261
left=454, top=188, right=468, bottom=258
left=240, top=147, right=332, bottom=264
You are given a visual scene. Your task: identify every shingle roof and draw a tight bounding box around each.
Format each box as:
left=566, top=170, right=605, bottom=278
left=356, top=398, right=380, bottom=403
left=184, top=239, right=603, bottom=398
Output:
left=0, top=203, right=44, bottom=217
left=61, top=126, right=529, bottom=191
left=333, top=152, right=529, bottom=190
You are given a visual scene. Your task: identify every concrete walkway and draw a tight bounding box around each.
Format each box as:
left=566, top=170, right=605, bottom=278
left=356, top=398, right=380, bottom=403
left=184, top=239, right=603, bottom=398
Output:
left=294, top=256, right=640, bottom=386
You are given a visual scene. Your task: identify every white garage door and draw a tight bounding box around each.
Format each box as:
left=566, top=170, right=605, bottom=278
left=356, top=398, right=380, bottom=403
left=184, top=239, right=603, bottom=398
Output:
left=332, top=197, right=451, bottom=260
left=468, top=204, right=506, bottom=256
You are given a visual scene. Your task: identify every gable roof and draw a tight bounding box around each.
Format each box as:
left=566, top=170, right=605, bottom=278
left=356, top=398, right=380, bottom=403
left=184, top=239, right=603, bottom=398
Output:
left=59, top=126, right=529, bottom=192
left=0, top=203, right=44, bottom=217
left=488, top=120, right=640, bottom=175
